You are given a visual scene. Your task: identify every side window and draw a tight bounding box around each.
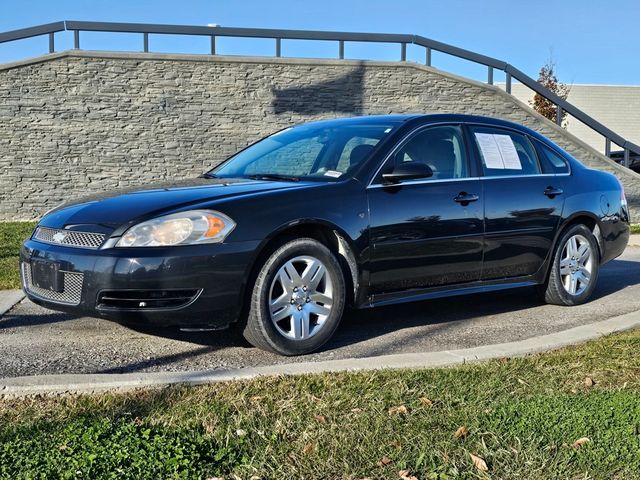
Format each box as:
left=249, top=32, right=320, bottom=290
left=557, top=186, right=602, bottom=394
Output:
left=471, top=127, right=541, bottom=177
left=385, top=125, right=468, bottom=181
left=336, top=136, right=379, bottom=172
left=536, top=142, right=570, bottom=174
left=244, top=137, right=324, bottom=176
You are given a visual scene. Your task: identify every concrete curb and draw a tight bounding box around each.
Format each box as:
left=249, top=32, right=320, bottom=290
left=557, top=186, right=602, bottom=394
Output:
left=0, top=290, right=24, bottom=317
left=628, top=234, right=640, bottom=247
left=2, top=308, right=640, bottom=397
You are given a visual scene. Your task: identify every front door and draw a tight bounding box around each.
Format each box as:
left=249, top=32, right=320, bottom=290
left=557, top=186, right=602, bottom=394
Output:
left=367, top=125, right=484, bottom=295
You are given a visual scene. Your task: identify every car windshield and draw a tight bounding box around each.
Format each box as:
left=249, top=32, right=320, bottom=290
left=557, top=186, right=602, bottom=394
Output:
left=210, top=122, right=396, bottom=181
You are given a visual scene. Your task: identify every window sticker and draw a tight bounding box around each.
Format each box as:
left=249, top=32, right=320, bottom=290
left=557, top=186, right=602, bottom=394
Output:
left=324, top=170, right=343, bottom=178
left=493, top=134, right=522, bottom=170
left=474, top=133, right=504, bottom=169
left=474, top=133, right=523, bottom=170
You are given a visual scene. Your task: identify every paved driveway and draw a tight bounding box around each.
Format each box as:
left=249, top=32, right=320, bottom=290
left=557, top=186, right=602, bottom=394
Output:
left=2, top=247, right=640, bottom=378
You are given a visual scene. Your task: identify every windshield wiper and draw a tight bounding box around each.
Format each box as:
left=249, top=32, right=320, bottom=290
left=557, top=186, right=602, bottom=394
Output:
left=246, top=173, right=300, bottom=182
left=199, top=172, right=218, bottom=179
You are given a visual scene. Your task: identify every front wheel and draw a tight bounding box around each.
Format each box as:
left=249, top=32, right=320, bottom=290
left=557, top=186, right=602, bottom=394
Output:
left=543, top=224, right=599, bottom=306
left=242, top=238, right=346, bottom=355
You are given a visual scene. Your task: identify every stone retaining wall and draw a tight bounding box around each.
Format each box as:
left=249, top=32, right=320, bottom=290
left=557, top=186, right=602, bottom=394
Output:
left=1, top=51, right=638, bottom=220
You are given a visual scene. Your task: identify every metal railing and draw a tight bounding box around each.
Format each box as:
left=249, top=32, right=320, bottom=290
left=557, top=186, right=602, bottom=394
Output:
left=1, top=20, right=638, bottom=165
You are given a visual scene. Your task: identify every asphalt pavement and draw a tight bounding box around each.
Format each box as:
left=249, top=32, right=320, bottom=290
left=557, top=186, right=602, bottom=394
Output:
left=2, top=247, right=640, bottom=378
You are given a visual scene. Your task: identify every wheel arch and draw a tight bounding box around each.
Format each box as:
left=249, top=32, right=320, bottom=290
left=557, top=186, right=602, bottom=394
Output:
left=556, top=212, right=603, bottom=261
left=238, top=219, right=362, bottom=318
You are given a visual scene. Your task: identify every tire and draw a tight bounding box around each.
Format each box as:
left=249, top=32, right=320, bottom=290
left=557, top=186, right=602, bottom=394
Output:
left=542, top=224, right=600, bottom=306
left=242, top=238, right=346, bottom=355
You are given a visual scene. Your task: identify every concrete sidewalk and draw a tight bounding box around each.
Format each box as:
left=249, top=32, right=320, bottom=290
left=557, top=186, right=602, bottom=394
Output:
left=629, top=234, right=640, bottom=247
left=0, top=290, right=24, bottom=316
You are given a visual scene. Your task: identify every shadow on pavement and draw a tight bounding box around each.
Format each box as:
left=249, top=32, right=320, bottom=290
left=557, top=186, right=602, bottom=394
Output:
left=116, top=257, right=640, bottom=355
left=3, top=258, right=639, bottom=374
left=0, top=311, right=75, bottom=329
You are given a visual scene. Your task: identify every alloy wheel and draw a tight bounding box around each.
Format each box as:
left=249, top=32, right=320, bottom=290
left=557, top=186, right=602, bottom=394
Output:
left=559, top=234, right=593, bottom=296
left=268, top=255, right=334, bottom=340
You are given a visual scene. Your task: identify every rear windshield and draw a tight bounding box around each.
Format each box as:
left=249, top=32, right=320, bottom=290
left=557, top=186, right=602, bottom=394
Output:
left=211, top=123, right=395, bottom=181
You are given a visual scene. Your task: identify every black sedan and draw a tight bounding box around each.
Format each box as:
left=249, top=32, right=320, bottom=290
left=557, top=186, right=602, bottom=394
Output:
left=20, top=114, right=630, bottom=355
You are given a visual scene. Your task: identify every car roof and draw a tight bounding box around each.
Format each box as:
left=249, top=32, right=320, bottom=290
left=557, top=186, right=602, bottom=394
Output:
left=296, top=114, right=544, bottom=139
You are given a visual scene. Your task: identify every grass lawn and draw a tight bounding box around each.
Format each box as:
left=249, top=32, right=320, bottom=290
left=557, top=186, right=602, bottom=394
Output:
left=631, top=224, right=640, bottom=235
left=0, top=222, right=35, bottom=290
left=2, top=330, right=640, bottom=479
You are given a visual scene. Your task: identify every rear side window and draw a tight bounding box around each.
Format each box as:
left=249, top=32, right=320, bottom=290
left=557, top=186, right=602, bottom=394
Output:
left=536, top=142, right=570, bottom=174
left=470, top=126, right=541, bottom=177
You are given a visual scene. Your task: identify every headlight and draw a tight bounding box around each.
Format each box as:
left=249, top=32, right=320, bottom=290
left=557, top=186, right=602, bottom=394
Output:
left=115, top=210, right=235, bottom=247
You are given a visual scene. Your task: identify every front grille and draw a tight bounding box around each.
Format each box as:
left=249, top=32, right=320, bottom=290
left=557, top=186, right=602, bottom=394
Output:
left=33, top=227, right=105, bottom=249
left=97, top=289, right=201, bottom=310
left=22, top=263, right=83, bottom=305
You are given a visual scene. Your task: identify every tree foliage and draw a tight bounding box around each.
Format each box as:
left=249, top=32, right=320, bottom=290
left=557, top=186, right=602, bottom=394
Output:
left=529, top=61, right=570, bottom=127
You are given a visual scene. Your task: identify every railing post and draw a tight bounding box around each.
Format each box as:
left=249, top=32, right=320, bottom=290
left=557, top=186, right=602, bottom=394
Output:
left=338, top=40, right=344, bottom=59
left=210, top=36, right=216, bottom=55
left=48, top=32, right=54, bottom=53
left=400, top=42, right=406, bottom=61
left=487, top=66, right=493, bottom=85
left=605, top=138, right=611, bottom=157
left=505, top=72, right=511, bottom=94
left=275, top=38, right=281, bottom=57
left=73, top=30, right=80, bottom=49
left=624, top=148, right=630, bottom=168
left=425, top=47, right=431, bottom=66
left=143, top=32, right=149, bottom=53
left=556, top=105, right=563, bottom=126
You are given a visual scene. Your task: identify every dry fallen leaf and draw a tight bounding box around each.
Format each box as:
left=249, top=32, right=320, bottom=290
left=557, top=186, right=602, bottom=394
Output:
left=314, top=415, right=327, bottom=424
left=454, top=425, right=469, bottom=438
left=249, top=396, right=263, bottom=402
left=571, top=437, right=590, bottom=448
left=584, top=376, right=595, bottom=387
left=470, top=453, right=489, bottom=472
left=302, top=443, right=316, bottom=455
left=388, top=405, right=409, bottom=416
left=378, top=456, right=393, bottom=466
left=419, top=397, right=433, bottom=406
left=398, top=469, right=418, bottom=480
left=389, top=440, right=402, bottom=449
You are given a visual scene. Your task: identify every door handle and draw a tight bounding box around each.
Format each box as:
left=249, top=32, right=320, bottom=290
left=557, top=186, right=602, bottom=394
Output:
left=454, top=192, right=479, bottom=205
left=544, top=186, right=563, bottom=198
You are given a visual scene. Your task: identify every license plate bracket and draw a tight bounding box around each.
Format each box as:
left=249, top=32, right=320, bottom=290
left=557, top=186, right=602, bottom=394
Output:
left=31, top=260, right=63, bottom=292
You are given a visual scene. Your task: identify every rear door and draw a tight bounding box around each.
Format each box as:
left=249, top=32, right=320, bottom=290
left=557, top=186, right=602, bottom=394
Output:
left=468, top=125, right=566, bottom=280
left=367, top=124, right=484, bottom=294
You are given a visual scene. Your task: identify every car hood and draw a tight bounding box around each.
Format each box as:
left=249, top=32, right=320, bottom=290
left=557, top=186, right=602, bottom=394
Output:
left=40, top=177, right=312, bottom=230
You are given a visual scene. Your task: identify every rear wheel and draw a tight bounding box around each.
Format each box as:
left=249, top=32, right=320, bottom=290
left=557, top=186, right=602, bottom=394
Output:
left=242, top=238, right=346, bottom=355
left=543, top=224, right=599, bottom=306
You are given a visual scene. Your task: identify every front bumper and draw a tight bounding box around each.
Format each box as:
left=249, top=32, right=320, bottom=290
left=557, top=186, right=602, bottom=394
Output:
left=20, top=238, right=260, bottom=328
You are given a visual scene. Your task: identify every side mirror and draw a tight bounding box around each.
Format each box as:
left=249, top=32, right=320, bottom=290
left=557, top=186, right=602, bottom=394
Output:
left=382, top=162, right=433, bottom=184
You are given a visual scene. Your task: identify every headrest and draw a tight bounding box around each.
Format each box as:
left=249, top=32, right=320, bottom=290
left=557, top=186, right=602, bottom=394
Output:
left=349, top=144, right=375, bottom=167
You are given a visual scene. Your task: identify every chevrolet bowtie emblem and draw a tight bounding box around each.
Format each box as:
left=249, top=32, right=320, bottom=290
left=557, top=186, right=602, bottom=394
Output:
left=52, top=231, right=67, bottom=243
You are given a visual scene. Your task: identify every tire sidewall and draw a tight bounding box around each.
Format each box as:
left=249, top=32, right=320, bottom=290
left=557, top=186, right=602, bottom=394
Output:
left=252, top=239, right=346, bottom=355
